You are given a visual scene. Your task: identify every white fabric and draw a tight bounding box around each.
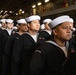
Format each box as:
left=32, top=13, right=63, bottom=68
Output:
left=0, top=23, right=2, bottom=27
left=25, top=32, right=38, bottom=42
left=43, top=19, right=52, bottom=23
left=70, top=18, right=74, bottom=23
left=6, top=29, right=12, bottom=35
left=17, top=19, right=27, bottom=24
left=6, top=19, right=13, bottom=23
left=44, top=30, right=52, bottom=35
left=46, top=40, right=68, bottom=57
left=60, top=46, right=67, bottom=57
left=13, top=26, right=18, bottom=30
left=31, top=34, right=38, bottom=42
left=40, top=24, right=45, bottom=29
left=26, top=15, right=40, bottom=22
left=50, top=15, right=70, bottom=29
left=71, top=27, right=76, bottom=31
left=0, top=19, right=6, bottom=23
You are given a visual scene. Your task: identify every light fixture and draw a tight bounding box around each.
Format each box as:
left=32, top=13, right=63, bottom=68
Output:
left=1, top=10, right=3, bottom=12
left=19, top=9, right=22, bottom=11
left=16, top=13, right=18, bottom=15
left=4, top=11, right=8, bottom=14
left=44, top=0, right=49, bottom=3
left=22, top=11, right=25, bottom=14
left=32, top=5, right=36, bottom=8
left=9, top=11, right=13, bottom=13
left=37, top=2, right=42, bottom=6
left=5, top=11, right=7, bottom=13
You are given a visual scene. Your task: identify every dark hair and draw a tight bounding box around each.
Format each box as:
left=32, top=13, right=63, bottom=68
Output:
left=18, top=23, right=22, bottom=25
left=27, top=21, right=31, bottom=24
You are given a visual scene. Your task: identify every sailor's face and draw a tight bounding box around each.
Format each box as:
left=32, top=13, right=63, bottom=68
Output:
left=53, top=22, right=72, bottom=41
left=19, top=23, right=28, bottom=32
left=29, top=20, right=40, bottom=31
left=7, top=23, right=14, bottom=29
left=70, top=22, right=74, bottom=29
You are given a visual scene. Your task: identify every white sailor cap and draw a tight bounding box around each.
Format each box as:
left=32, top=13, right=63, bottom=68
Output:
left=6, top=19, right=13, bottom=23
left=0, top=23, right=2, bottom=27
left=40, top=24, right=45, bottom=29
left=0, top=19, right=6, bottom=23
left=43, top=19, right=52, bottom=23
left=17, top=19, right=27, bottom=24
left=50, top=15, right=70, bottom=29
left=69, top=18, right=74, bottom=23
left=26, top=15, right=41, bottom=22
left=13, top=26, right=18, bottom=30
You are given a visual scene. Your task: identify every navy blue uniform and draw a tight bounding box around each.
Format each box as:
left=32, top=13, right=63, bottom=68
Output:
left=1, top=33, right=21, bottom=75
left=30, top=41, right=68, bottom=75
left=11, top=33, right=39, bottom=75
left=67, top=35, right=76, bottom=75
left=0, top=29, right=15, bottom=75
left=38, top=30, right=51, bottom=44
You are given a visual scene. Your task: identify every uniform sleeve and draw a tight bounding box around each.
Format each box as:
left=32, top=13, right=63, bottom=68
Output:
left=0, top=30, right=2, bottom=50
left=11, top=36, right=23, bottom=75
left=5, top=36, right=15, bottom=56
left=0, top=30, right=2, bottom=71
left=30, top=46, right=47, bottom=75
left=1, top=36, right=14, bottom=75
left=68, top=35, right=76, bottom=75
left=0, top=30, right=2, bottom=49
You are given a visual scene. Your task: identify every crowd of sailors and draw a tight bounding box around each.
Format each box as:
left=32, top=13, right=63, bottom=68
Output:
left=0, top=15, right=76, bottom=75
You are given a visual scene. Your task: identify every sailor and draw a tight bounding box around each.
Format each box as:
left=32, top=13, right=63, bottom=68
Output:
left=40, top=24, right=45, bottom=30
left=67, top=18, right=76, bottom=75
left=38, top=19, right=52, bottom=43
left=0, top=19, right=6, bottom=30
left=69, top=18, right=74, bottom=29
left=0, top=19, right=14, bottom=53
left=11, top=15, right=41, bottom=75
left=0, top=19, right=14, bottom=75
left=1, top=18, right=27, bottom=75
left=30, top=15, right=72, bottom=75
left=69, top=18, right=76, bottom=36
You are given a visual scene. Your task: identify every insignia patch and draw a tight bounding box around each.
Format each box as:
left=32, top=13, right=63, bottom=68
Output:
left=16, top=37, right=19, bottom=39
left=71, top=49, right=75, bottom=53
left=35, top=50, right=41, bottom=53
left=39, top=37, right=45, bottom=39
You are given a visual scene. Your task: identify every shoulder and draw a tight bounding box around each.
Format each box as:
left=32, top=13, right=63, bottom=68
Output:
left=35, top=42, right=55, bottom=53
left=39, top=30, right=48, bottom=34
